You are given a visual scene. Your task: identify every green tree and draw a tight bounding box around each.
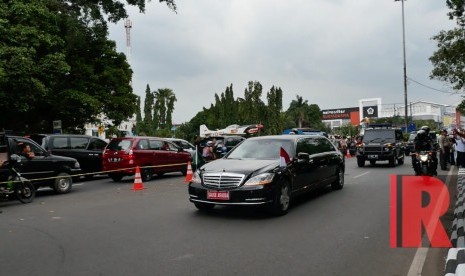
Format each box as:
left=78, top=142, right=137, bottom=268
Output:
left=265, top=86, right=284, bottom=135
left=0, top=0, right=176, bottom=133
left=430, top=0, right=465, bottom=110
left=286, top=95, right=309, bottom=128
left=142, top=84, right=154, bottom=134
left=134, top=95, right=142, bottom=134
left=154, top=88, right=177, bottom=131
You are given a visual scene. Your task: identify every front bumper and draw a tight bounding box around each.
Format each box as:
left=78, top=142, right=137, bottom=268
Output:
left=188, top=182, right=274, bottom=206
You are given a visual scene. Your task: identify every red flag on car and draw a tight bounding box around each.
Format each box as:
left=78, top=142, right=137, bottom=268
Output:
left=280, top=147, right=290, bottom=167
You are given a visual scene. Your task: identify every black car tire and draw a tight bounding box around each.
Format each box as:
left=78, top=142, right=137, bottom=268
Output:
left=52, top=172, right=72, bottom=194
left=109, top=173, right=123, bottom=182
left=331, top=167, right=344, bottom=190
left=269, top=179, right=291, bottom=216
left=194, top=202, right=215, bottom=211
left=357, top=157, right=365, bottom=167
left=141, top=168, right=152, bottom=182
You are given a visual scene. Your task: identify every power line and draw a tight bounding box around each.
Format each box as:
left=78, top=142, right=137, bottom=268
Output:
left=407, top=77, right=459, bottom=95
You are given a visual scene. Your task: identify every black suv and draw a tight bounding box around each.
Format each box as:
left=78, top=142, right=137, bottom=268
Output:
left=356, top=127, right=405, bottom=167
left=28, top=134, right=107, bottom=178
left=0, top=134, right=81, bottom=193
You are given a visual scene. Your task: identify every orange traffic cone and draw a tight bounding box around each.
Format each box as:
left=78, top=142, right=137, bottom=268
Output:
left=132, top=166, right=145, bottom=190
left=345, top=149, right=351, bottom=159
left=184, top=161, right=193, bottom=182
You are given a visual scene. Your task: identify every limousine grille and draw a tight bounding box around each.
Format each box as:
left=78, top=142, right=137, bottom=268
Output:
left=202, top=172, right=245, bottom=189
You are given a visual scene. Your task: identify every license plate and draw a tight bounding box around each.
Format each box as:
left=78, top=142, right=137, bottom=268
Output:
left=368, top=155, right=378, bottom=159
left=207, top=190, right=230, bottom=200
left=108, top=158, right=121, bottom=162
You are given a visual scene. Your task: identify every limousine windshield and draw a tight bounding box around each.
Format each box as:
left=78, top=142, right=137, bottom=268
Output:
left=226, top=139, right=294, bottom=159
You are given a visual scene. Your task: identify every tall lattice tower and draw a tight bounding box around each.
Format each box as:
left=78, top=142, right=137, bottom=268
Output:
left=124, top=18, right=132, bottom=67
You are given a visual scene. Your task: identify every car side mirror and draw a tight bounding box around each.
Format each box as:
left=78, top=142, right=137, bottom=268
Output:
left=10, top=154, right=22, bottom=163
left=297, top=152, right=310, bottom=162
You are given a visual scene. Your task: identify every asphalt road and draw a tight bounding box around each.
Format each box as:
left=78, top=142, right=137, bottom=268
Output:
left=0, top=157, right=456, bottom=276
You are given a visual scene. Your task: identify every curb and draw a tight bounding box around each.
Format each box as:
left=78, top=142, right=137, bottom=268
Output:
left=445, top=168, right=465, bottom=276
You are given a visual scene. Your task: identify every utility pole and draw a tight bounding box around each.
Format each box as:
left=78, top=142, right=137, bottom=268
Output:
left=395, top=0, right=408, bottom=133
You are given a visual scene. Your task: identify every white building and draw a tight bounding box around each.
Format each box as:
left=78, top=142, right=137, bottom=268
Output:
left=84, top=114, right=136, bottom=140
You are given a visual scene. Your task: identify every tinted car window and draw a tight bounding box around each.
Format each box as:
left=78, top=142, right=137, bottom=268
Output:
left=363, top=130, right=395, bottom=142
left=296, top=138, right=321, bottom=155
left=227, top=139, right=293, bottom=159
left=137, top=139, right=149, bottom=150
left=320, top=138, right=336, bottom=152
left=148, top=140, right=163, bottom=150
left=70, top=137, right=89, bottom=149
left=52, top=137, right=68, bottom=149
left=166, top=142, right=179, bottom=151
left=88, top=138, right=107, bottom=150
left=107, top=140, right=132, bottom=151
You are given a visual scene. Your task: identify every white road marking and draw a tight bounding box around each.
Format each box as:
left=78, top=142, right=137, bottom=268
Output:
left=353, top=172, right=370, bottom=179
left=407, top=167, right=455, bottom=276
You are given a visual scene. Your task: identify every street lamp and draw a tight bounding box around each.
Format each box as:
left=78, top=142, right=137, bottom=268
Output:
left=395, top=0, right=408, bottom=133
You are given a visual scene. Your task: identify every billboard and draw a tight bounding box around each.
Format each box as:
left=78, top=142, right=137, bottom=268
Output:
left=321, top=107, right=359, bottom=120
left=362, top=106, right=378, bottom=118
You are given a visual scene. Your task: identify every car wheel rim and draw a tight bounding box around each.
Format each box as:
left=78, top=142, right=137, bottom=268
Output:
left=58, top=178, right=70, bottom=190
left=339, top=170, right=344, bottom=186
left=280, top=185, right=290, bottom=210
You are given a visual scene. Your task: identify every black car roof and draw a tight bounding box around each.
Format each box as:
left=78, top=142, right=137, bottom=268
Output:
left=248, top=135, right=324, bottom=141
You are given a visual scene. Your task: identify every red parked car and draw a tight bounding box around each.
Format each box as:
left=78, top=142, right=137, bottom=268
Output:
left=102, top=137, right=192, bottom=182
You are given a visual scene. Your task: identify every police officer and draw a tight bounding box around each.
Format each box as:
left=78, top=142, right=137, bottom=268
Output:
left=412, top=126, right=437, bottom=175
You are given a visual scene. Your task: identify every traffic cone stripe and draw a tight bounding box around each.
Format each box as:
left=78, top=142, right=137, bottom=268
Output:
left=132, top=166, right=145, bottom=190
left=184, top=161, right=193, bottom=183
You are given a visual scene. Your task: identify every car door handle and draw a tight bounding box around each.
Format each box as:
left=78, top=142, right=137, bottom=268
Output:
left=309, top=159, right=314, bottom=163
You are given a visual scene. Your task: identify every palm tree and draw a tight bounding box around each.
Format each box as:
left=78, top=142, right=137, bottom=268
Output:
left=287, top=95, right=308, bottom=128
left=154, top=88, right=177, bottom=130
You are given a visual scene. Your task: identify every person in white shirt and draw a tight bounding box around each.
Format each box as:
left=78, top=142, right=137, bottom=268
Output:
left=453, top=129, right=465, bottom=168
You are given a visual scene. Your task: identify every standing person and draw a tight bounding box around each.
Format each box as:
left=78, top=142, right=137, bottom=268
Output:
left=454, top=129, right=465, bottom=168
left=202, top=141, right=216, bottom=161
left=438, top=129, right=451, bottom=170
left=449, top=133, right=456, bottom=166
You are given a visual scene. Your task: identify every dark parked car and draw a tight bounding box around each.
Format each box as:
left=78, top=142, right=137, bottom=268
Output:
left=28, top=134, right=108, bottom=178
left=0, top=134, right=81, bottom=193
left=102, top=136, right=192, bottom=182
left=188, top=135, right=345, bottom=216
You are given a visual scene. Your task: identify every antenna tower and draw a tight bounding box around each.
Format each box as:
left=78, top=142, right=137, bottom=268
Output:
left=124, top=18, right=132, bottom=67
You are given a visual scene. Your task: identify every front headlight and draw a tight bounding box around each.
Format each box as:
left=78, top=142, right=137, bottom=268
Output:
left=244, top=173, right=275, bottom=186
left=420, top=155, right=429, bottom=162
left=74, top=161, right=80, bottom=169
left=191, top=170, right=202, bottom=184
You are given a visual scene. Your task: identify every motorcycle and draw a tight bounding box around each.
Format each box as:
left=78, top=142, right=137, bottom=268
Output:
left=0, top=154, right=35, bottom=203
left=412, top=151, right=436, bottom=176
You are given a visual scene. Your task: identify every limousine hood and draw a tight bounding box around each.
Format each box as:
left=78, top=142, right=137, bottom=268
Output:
left=201, top=158, right=279, bottom=175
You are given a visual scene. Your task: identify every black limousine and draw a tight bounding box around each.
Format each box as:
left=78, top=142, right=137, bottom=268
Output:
left=188, top=135, right=345, bottom=216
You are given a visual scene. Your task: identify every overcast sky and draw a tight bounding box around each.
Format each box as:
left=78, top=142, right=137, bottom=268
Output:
left=108, top=0, right=462, bottom=124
